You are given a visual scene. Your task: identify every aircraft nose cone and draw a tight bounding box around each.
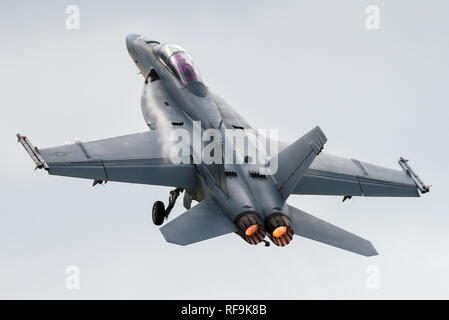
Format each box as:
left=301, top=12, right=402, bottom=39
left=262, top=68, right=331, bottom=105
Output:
left=126, top=34, right=139, bottom=50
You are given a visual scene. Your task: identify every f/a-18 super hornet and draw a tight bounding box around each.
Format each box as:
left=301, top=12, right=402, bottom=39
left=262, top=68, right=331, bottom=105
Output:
left=17, top=34, right=430, bottom=256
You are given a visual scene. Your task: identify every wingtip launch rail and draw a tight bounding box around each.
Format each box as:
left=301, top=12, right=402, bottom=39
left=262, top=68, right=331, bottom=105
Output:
left=398, top=157, right=430, bottom=194
left=16, top=133, right=48, bottom=171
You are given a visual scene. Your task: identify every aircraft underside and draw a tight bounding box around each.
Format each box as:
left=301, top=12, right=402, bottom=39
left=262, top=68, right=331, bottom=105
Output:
left=16, top=34, right=430, bottom=257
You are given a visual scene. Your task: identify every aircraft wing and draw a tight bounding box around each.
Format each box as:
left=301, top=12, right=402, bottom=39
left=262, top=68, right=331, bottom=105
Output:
left=293, top=153, right=429, bottom=197
left=16, top=132, right=198, bottom=189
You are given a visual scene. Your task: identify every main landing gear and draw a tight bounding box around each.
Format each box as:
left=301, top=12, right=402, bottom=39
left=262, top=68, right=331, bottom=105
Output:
left=152, top=188, right=183, bottom=226
left=152, top=201, right=165, bottom=225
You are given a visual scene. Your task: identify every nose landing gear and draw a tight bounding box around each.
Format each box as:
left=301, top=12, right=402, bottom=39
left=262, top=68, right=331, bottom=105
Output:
left=151, top=188, right=183, bottom=226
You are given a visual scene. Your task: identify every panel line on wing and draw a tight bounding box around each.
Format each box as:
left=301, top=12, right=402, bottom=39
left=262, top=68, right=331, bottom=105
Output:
left=76, top=141, right=91, bottom=159
left=351, top=159, right=369, bottom=176
left=100, top=159, right=109, bottom=181
left=355, top=176, right=365, bottom=196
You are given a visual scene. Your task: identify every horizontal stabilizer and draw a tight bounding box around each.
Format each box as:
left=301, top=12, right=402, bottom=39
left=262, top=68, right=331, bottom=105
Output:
left=288, top=205, right=378, bottom=256
left=160, top=196, right=237, bottom=245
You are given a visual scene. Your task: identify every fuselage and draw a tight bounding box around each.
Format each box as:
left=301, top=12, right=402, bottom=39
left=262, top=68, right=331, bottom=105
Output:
left=126, top=34, right=293, bottom=246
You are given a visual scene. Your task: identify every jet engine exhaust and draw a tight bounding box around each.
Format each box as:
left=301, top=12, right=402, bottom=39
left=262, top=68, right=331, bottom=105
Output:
left=234, top=211, right=266, bottom=245
left=264, top=213, right=294, bottom=246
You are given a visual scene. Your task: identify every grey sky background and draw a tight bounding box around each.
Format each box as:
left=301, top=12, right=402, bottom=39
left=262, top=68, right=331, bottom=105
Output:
left=1, top=0, right=448, bottom=299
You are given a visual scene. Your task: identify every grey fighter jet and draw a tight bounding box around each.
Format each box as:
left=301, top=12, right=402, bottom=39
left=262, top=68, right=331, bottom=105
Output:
left=17, top=34, right=430, bottom=256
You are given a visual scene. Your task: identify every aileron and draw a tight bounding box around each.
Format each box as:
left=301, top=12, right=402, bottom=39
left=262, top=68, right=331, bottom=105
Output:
left=294, top=153, right=424, bottom=197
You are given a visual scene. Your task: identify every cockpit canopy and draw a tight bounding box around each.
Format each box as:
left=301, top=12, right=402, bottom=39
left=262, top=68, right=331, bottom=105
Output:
left=157, top=44, right=202, bottom=85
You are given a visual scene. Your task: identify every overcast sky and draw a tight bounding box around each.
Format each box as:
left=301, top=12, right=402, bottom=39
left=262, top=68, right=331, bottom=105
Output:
left=1, top=0, right=448, bottom=299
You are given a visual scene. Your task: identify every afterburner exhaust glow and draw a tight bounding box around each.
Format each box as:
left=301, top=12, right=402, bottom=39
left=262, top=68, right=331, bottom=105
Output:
left=245, top=224, right=259, bottom=236
left=264, top=213, right=294, bottom=246
left=272, top=226, right=287, bottom=238
left=234, top=211, right=266, bottom=245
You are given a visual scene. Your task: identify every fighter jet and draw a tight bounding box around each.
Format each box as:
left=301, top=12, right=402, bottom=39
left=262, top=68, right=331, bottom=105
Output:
left=17, top=34, right=430, bottom=256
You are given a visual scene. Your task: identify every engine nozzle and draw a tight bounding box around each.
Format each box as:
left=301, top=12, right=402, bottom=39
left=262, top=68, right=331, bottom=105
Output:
left=234, top=211, right=266, bottom=245
left=264, top=213, right=294, bottom=246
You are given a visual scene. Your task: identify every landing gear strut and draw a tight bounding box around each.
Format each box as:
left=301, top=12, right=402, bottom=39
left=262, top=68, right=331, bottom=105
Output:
left=151, top=188, right=183, bottom=226
left=165, top=188, right=183, bottom=217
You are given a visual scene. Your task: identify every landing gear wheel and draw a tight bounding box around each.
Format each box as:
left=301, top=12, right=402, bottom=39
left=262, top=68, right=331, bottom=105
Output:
left=152, top=201, right=166, bottom=226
